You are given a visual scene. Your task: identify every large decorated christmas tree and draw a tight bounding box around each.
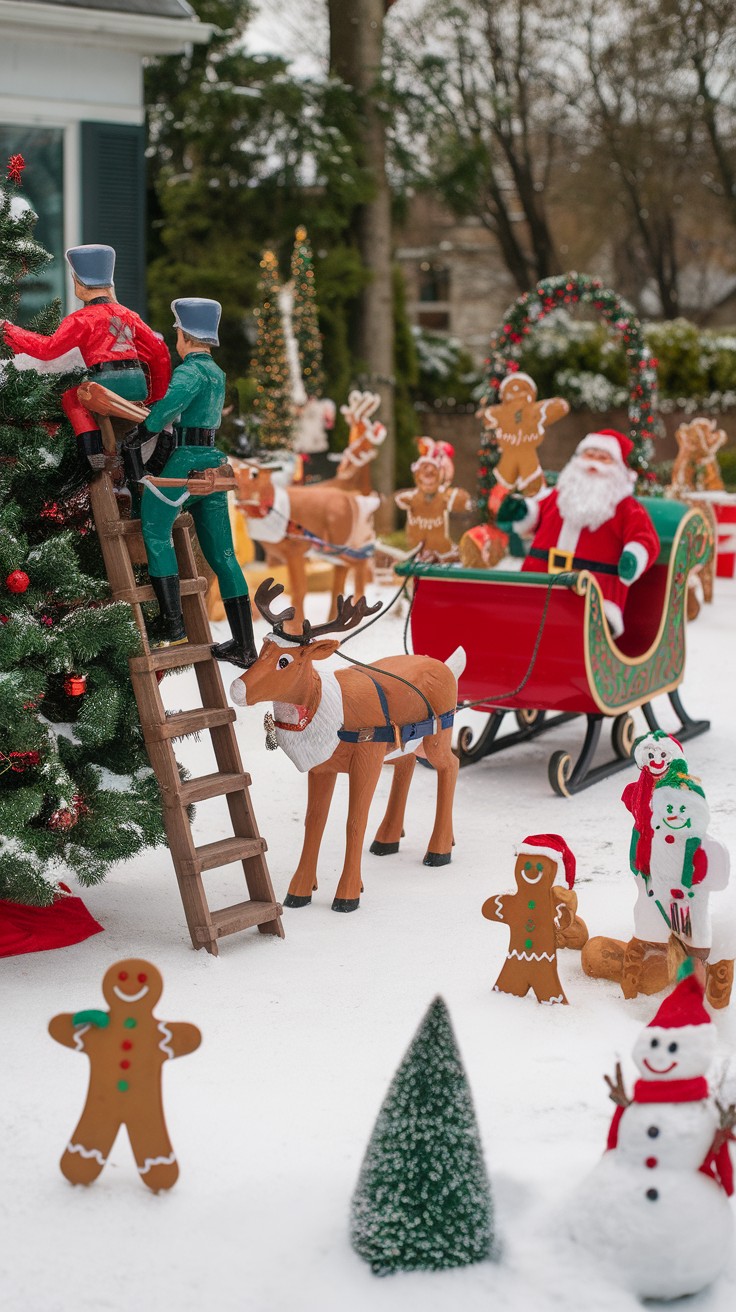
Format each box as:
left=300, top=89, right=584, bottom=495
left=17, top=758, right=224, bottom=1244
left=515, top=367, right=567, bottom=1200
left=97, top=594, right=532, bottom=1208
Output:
left=350, top=996, right=495, bottom=1275
left=0, top=155, right=166, bottom=906
left=250, top=248, right=293, bottom=450
left=290, top=226, right=325, bottom=399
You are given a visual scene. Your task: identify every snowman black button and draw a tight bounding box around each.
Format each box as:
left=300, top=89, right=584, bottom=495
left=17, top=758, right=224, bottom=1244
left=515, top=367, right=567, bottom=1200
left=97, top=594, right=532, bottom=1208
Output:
left=647, top=1126, right=659, bottom=1138
left=646, top=1189, right=659, bottom=1201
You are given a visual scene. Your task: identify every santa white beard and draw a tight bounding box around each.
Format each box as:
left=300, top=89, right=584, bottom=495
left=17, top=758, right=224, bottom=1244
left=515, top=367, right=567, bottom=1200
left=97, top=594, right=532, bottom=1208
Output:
left=556, top=456, right=633, bottom=532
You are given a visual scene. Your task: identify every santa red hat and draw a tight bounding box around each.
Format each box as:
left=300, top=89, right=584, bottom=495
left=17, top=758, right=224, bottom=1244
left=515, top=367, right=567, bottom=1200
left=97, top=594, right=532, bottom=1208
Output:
left=576, top=428, right=634, bottom=467
left=648, top=960, right=710, bottom=1029
left=517, top=833, right=576, bottom=888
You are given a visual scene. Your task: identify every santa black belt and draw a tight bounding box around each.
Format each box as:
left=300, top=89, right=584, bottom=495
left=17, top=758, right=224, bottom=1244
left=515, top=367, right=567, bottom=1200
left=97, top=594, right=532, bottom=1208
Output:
left=173, top=426, right=217, bottom=447
left=337, top=672, right=455, bottom=748
left=528, top=547, right=619, bottom=576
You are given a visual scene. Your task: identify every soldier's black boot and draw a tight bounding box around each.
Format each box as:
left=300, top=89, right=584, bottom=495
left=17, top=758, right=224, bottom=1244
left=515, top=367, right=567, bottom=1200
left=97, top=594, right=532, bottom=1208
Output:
left=149, top=575, right=187, bottom=647
left=121, top=436, right=147, bottom=515
left=77, top=430, right=106, bottom=472
left=211, top=596, right=258, bottom=669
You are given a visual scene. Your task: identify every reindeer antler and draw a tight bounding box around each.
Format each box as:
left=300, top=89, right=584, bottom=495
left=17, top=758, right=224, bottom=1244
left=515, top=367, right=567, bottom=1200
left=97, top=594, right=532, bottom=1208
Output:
left=254, top=577, right=296, bottom=630
left=305, top=593, right=382, bottom=641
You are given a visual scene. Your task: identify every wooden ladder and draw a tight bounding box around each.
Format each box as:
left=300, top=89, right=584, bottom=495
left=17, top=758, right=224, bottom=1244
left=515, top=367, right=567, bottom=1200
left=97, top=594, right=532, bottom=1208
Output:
left=87, top=468, right=284, bottom=955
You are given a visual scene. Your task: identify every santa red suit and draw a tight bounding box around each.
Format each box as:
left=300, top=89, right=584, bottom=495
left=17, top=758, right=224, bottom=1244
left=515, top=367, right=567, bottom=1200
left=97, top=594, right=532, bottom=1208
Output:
left=2, top=301, right=171, bottom=436
left=517, top=429, right=659, bottom=637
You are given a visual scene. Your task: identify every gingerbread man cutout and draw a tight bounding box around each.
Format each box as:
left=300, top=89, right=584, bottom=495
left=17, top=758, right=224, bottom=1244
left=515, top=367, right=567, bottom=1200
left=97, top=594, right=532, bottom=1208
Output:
left=478, top=373, right=569, bottom=497
left=482, top=834, right=587, bottom=1004
left=395, top=437, right=471, bottom=561
left=49, top=958, right=201, bottom=1192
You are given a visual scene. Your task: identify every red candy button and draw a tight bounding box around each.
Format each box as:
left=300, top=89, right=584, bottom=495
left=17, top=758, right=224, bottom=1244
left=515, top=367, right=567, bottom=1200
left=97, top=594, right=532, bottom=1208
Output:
left=120, top=1060, right=130, bottom=1070
left=122, top=1040, right=133, bottom=1051
left=646, top=1157, right=658, bottom=1168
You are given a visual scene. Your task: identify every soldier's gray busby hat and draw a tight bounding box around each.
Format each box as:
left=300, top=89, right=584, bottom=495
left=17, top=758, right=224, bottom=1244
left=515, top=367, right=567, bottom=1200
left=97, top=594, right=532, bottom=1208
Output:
left=66, top=244, right=116, bottom=287
left=171, top=298, right=221, bottom=346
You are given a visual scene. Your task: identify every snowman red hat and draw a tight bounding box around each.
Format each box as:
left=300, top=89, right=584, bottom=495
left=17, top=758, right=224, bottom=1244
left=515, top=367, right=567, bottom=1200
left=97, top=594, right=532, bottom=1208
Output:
left=576, top=428, right=634, bottom=467
left=647, top=959, right=711, bottom=1032
left=517, top=833, right=576, bottom=888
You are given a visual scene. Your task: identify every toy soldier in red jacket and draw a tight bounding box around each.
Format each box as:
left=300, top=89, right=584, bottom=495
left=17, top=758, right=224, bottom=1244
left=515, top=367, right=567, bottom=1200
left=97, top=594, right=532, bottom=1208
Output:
left=1, top=244, right=171, bottom=472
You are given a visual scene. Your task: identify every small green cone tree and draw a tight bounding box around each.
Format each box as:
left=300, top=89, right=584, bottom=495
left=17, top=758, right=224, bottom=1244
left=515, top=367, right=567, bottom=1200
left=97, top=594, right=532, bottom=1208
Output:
left=350, top=996, right=494, bottom=1275
left=250, top=248, right=293, bottom=450
left=290, top=226, right=325, bottom=399
left=0, top=154, right=167, bottom=906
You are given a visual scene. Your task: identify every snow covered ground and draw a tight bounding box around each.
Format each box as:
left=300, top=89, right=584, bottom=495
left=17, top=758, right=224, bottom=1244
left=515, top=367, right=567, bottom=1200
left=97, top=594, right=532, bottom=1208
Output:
left=2, top=579, right=736, bottom=1312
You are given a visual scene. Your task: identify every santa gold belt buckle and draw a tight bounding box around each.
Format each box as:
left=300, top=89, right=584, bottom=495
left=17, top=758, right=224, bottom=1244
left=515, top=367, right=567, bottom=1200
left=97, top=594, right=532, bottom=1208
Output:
left=548, top=548, right=574, bottom=574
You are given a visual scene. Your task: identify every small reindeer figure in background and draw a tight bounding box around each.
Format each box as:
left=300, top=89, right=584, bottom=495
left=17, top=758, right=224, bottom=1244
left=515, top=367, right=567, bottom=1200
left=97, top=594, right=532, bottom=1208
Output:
left=229, top=580, right=465, bottom=913
left=233, top=460, right=379, bottom=629
left=325, top=390, right=387, bottom=496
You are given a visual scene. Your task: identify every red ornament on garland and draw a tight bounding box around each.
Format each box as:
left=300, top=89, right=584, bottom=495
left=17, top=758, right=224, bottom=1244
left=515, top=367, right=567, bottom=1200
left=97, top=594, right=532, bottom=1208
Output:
left=6, top=153, right=25, bottom=185
left=64, top=673, right=88, bottom=697
left=5, top=570, right=29, bottom=594
left=48, top=807, right=76, bottom=833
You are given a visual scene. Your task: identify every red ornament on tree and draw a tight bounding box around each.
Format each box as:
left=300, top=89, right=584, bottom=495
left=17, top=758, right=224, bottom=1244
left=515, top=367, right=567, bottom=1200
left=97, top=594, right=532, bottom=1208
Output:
left=64, top=673, right=88, bottom=697
left=48, top=807, right=76, bottom=833
left=5, top=570, right=29, bottom=594
left=6, top=153, right=25, bottom=185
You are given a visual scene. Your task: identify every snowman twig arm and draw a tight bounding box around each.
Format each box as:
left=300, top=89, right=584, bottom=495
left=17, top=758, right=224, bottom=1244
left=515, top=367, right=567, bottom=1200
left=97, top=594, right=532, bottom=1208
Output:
left=714, top=1100, right=736, bottom=1147
left=604, top=1061, right=631, bottom=1108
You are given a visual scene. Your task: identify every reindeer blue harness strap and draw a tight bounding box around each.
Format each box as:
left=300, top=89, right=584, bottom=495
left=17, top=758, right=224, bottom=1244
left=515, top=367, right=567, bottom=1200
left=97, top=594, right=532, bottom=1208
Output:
left=337, top=673, right=455, bottom=747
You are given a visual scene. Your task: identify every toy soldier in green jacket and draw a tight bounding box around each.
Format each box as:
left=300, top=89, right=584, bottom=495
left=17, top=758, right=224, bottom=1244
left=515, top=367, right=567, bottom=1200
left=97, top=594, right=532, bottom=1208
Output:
left=123, top=298, right=256, bottom=669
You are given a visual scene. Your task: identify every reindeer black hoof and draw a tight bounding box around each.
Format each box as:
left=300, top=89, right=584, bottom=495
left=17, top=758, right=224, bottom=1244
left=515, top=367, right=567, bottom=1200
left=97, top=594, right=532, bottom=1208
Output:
left=283, top=893, right=312, bottom=908
left=370, top=840, right=400, bottom=856
left=332, top=897, right=360, bottom=913
left=423, top=851, right=452, bottom=867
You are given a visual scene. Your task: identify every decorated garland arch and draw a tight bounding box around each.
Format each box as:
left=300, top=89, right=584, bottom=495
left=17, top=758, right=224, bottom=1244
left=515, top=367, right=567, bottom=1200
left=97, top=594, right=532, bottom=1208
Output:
left=477, top=273, right=659, bottom=519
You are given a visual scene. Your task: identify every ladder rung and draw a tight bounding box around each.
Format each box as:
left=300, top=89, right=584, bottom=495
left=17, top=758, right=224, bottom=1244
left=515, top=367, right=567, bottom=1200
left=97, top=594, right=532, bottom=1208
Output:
left=113, top=576, right=206, bottom=604
left=130, top=643, right=214, bottom=673
left=145, top=706, right=235, bottom=741
left=179, top=771, right=253, bottom=806
left=103, top=513, right=194, bottom=539
left=196, top=900, right=283, bottom=942
left=185, top=835, right=268, bottom=875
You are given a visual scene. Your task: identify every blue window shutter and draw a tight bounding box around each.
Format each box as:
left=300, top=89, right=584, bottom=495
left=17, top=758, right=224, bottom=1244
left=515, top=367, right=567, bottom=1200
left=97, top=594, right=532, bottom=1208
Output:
left=80, top=122, right=146, bottom=315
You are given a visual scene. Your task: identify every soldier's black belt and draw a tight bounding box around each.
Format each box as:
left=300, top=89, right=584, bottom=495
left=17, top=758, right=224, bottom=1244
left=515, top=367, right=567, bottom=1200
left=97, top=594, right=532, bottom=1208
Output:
left=173, top=426, right=217, bottom=447
left=88, top=360, right=144, bottom=375
left=528, top=547, right=619, bottom=576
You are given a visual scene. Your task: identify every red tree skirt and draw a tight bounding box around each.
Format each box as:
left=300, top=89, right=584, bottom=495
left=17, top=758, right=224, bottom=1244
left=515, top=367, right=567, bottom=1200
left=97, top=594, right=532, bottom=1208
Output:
left=0, top=885, right=103, bottom=957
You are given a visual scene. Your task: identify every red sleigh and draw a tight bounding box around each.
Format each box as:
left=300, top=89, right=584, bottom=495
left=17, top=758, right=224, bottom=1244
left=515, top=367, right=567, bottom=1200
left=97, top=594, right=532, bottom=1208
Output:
left=397, top=499, right=713, bottom=795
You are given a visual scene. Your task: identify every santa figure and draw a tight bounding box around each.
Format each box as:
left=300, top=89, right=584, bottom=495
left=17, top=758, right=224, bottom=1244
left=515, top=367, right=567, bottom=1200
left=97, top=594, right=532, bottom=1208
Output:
left=569, top=962, right=734, bottom=1301
left=498, top=428, right=659, bottom=637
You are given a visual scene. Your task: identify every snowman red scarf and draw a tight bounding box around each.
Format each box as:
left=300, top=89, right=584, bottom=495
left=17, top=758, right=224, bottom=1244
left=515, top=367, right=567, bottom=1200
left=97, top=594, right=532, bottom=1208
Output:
left=606, top=1079, right=734, bottom=1196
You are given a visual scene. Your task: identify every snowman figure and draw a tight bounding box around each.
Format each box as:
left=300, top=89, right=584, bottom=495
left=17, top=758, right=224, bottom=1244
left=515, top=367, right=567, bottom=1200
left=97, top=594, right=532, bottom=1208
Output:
left=621, top=730, right=685, bottom=881
left=569, top=962, right=735, bottom=1300
left=634, top=766, right=730, bottom=961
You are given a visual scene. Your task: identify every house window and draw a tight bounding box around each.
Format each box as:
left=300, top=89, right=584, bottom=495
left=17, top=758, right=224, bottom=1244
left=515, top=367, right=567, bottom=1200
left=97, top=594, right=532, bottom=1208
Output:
left=0, top=125, right=64, bottom=323
left=418, top=261, right=450, bottom=304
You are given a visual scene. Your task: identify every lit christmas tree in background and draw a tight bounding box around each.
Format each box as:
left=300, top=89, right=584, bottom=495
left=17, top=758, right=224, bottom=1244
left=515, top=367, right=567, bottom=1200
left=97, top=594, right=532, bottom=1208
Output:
left=0, top=155, right=167, bottom=906
left=350, top=996, right=495, bottom=1276
left=250, top=248, right=293, bottom=451
left=290, top=226, right=325, bottom=399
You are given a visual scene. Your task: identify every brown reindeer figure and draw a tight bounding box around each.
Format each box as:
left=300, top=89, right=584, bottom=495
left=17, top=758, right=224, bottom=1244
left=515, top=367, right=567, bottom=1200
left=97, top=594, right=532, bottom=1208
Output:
left=233, top=460, right=379, bottom=629
left=325, top=390, right=387, bottom=496
left=670, top=418, right=726, bottom=496
left=229, top=579, right=465, bottom=913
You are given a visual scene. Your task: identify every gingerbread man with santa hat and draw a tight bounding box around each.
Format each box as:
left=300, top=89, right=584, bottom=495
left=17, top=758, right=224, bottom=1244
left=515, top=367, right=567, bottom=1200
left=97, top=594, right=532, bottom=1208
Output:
left=395, top=437, right=471, bottom=562
left=498, top=427, right=659, bottom=637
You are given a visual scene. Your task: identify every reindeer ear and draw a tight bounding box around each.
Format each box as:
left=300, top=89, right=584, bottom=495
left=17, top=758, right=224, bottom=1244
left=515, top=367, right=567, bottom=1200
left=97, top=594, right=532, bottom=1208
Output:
left=304, top=639, right=340, bottom=662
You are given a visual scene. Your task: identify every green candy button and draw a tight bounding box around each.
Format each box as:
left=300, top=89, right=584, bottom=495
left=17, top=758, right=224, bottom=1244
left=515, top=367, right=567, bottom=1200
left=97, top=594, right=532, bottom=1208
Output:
left=117, top=1080, right=129, bottom=1092
left=123, top=1017, right=137, bottom=1029
left=527, top=900, right=535, bottom=910
left=524, top=938, right=533, bottom=950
